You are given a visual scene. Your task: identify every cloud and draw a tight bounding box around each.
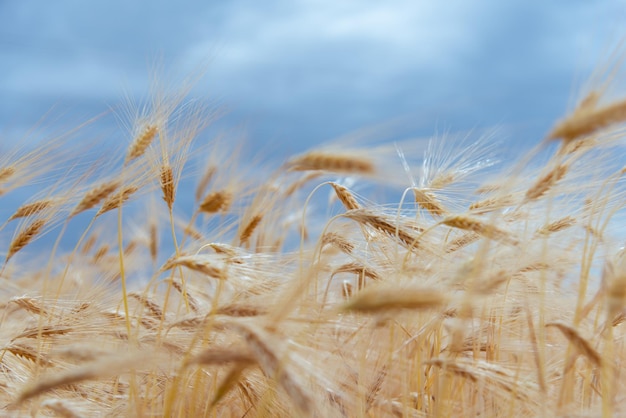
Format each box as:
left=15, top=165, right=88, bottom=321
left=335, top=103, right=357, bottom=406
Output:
left=0, top=0, right=623, bottom=145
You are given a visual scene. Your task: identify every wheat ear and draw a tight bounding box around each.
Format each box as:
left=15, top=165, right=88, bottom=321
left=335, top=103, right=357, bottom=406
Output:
left=126, top=124, right=158, bottom=162
left=330, top=182, right=360, bottom=211
left=7, top=219, right=46, bottom=261
left=546, top=322, right=602, bottom=367
left=199, top=190, right=232, bottom=214
left=549, top=98, right=626, bottom=142
left=70, top=180, right=120, bottom=217
left=8, top=199, right=54, bottom=221
left=343, top=286, right=448, bottom=313
left=288, top=151, right=374, bottom=175
left=160, top=164, right=175, bottom=209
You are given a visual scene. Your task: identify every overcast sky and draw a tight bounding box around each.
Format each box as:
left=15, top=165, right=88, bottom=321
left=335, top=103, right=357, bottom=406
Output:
left=0, top=1, right=624, bottom=157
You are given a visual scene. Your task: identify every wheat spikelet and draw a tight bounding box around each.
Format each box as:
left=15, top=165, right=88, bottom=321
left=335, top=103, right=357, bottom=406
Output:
left=210, top=364, right=250, bottom=407
left=413, top=188, right=447, bottom=217
left=345, top=210, right=421, bottom=248
left=10, top=296, right=49, bottom=316
left=12, top=325, right=71, bottom=340
left=209, top=242, right=240, bottom=257
left=546, top=322, right=602, bottom=367
left=0, top=166, right=15, bottom=183
left=442, top=215, right=517, bottom=245
left=330, top=182, right=360, bottom=211
left=321, top=232, right=354, bottom=254
left=288, top=151, right=374, bottom=175
left=425, top=358, right=536, bottom=401
left=162, top=255, right=226, bottom=279
left=125, top=241, right=137, bottom=256
left=199, top=190, right=232, bottom=214
left=127, top=124, right=158, bottom=162
left=70, top=181, right=120, bottom=217
left=525, top=164, right=568, bottom=201
left=469, top=195, right=516, bottom=213
left=446, top=232, right=480, bottom=253
left=170, top=278, right=200, bottom=313
left=6, top=343, right=52, bottom=366
left=129, top=292, right=164, bottom=319
left=558, top=136, right=598, bottom=156
left=343, top=286, right=448, bottom=313
left=183, top=224, right=203, bottom=241
left=7, top=218, right=46, bottom=261
left=240, top=214, right=262, bottom=244
left=124, top=240, right=136, bottom=255
left=549, top=98, right=626, bottom=142
left=80, top=235, right=97, bottom=254
left=96, top=186, right=138, bottom=216
left=16, top=355, right=142, bottom=403
left=92, top=245, right=109, bottom=263
left=160, top=164, right=175, bottom=209
left=71, top=302, right=91, bottom=314
left=365, top=366, right=388, bottom=412
left=535, top=216, right=577, bottom=236
left=186, top=348, right=255, bottom=367
left=332, top=263, right=381, bottom=289
left=166, top=315, right=205, bottom=331
left=149, top=223, right=158, bottom=262
left=430, top=172, right=456, bottom=189
left=217, top=304, right=267, bottom=317
left=8, top=199, right=54, bottom=221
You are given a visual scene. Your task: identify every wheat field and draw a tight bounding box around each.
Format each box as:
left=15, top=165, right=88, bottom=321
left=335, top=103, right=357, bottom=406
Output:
left=0, top=66, right=625, bottom=418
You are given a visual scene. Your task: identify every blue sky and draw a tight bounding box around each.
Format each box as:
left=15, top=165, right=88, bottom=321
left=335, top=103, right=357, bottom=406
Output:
left=0, top=1, right=625, bottom=257
left=1, top=1, right=623, bottom=158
